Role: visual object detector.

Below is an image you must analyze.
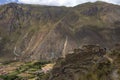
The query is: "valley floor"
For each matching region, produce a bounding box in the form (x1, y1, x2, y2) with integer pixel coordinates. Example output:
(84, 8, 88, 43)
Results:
(0, 61, 53, 80)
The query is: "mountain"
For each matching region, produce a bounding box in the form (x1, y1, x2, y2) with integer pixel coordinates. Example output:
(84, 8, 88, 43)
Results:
(0, 2, 120, 62)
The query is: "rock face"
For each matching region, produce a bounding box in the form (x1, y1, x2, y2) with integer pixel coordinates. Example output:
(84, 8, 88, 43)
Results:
(0, 2, 120, 62)
(47, 45, 120, 80)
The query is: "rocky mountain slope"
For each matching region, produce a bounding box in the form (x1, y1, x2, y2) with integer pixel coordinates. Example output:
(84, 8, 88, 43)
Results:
(0, 1, 120, 62)
(47, 45, 120, 80)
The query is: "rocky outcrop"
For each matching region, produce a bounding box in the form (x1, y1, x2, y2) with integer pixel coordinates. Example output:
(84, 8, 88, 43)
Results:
(47, 45, 120, 80)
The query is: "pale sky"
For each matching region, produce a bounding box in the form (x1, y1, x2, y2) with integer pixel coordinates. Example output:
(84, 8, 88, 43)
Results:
(1, 0, 120, 7)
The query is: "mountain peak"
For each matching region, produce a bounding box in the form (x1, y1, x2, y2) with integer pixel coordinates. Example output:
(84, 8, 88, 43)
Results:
(2, 2, 18, 6)
(95, 1, 110, 4)
(75, 1, 118, 8)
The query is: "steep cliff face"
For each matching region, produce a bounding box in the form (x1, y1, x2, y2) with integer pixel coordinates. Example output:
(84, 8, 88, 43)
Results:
(0, 2, 120, 62)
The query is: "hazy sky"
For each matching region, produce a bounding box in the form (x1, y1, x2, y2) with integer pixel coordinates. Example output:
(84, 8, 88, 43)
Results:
(0, 0, 120, 6)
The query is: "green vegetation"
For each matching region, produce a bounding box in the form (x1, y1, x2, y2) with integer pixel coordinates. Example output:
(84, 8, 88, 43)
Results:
(0, 61, 51, 80)
(0, 74, 22, 80)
